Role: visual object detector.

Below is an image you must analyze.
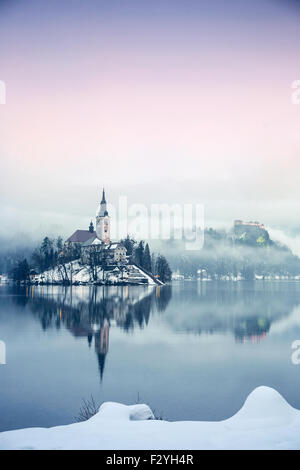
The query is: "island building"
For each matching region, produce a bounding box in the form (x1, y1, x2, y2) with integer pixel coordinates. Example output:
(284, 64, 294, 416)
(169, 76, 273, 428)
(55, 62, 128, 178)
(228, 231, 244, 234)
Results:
(60, 188, 163, 285)
(65, 189, 127, 266)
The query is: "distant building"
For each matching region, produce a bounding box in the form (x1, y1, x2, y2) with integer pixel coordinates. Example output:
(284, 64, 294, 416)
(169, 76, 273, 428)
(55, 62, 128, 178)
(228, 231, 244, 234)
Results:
(233, 219, 269, 245)
(234, 220, 265, 230)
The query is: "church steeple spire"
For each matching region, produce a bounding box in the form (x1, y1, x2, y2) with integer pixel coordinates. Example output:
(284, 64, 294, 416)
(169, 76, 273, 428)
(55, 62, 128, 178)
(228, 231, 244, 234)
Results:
(101, 188, 106, 204)
(96, 188, 110, 244)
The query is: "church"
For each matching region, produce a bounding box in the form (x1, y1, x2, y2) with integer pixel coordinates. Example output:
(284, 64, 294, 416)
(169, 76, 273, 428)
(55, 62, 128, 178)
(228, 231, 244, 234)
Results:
(65, 189, 127, 266)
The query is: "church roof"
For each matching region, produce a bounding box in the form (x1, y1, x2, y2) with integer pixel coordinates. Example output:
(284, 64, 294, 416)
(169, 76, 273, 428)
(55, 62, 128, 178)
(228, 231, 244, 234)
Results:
(66, 230, 96, 244)
(81, 235, 102, 247)
(103, 242, 124, 250)
(81, 239, 126, 250)
(109, 242, 124, 249)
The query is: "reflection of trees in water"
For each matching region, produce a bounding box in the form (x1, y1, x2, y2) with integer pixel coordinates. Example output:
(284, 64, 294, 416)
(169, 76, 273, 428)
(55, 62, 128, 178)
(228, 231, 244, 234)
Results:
(155, 286, 172, 312)
(166, 281, 300, 342)
(9, 285, 172, 383)
(25, 286, 169, 330)
(234, 317, 271, 342)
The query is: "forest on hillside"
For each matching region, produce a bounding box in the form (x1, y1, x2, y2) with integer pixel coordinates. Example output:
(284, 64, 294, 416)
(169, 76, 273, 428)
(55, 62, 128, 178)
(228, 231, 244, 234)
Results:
(159, 226, 300, 279)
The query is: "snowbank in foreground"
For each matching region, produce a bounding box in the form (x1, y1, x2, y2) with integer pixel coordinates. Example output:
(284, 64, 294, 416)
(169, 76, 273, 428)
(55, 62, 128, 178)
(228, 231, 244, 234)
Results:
(1, 387, 300, 450)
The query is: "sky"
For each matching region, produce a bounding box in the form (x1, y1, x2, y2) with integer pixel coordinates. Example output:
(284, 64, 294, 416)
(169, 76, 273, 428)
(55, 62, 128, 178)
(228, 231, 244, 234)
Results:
(0, 0, 300, 251)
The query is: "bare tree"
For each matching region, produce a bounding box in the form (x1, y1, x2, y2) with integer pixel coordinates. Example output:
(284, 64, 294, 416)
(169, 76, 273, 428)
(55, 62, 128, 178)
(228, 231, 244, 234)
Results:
(74, 395, 99, 422)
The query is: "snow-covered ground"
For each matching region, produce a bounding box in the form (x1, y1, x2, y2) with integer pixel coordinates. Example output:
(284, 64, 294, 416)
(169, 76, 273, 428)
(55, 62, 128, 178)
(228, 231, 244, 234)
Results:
(33, 261, 158, 286)
(1, 387, 300, 450)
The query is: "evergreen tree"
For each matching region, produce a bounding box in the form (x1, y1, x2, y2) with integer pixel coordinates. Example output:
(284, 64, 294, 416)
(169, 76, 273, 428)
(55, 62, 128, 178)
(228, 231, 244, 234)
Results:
(120, 235, 136, 257)
(31, 247, 44, 273)
(89, 221, 94, 233)
(41, 237, 52, 256)
(40, 237, 54, 270)
(56, 236, 63, 251)
(151, 253, 156, 274)
(134, 240, 144, 266)
(143, 243, 152, 272)
(155, 255, 172, 283)
(12, 259, 30, 283)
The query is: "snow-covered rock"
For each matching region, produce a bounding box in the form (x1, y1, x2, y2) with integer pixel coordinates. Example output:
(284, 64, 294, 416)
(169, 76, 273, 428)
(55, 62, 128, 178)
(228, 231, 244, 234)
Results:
(1, 387, 300, 450)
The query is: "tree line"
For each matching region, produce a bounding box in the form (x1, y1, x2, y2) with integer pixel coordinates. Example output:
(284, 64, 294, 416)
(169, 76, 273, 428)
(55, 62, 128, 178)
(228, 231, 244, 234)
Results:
(6, 234, 172, 284)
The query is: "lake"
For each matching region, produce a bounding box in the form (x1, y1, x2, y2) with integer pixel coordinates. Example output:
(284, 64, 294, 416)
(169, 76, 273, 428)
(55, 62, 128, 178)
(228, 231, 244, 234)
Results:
(1, 280, 300, 432)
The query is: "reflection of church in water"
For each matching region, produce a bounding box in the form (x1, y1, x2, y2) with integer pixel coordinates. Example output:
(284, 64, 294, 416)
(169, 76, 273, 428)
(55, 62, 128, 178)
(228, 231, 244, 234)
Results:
(27, 284, 172, 383)
(94, 320, 109, 381)
(68, 317, 110, 382)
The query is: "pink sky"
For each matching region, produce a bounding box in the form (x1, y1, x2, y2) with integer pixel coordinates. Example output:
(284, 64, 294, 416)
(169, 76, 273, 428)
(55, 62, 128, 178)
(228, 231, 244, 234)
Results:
(0, 0, 300, 242)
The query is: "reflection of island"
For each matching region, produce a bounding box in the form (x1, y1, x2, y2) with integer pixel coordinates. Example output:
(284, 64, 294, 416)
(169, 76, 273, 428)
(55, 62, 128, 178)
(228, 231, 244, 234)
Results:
(14, 285, 172, 382)
(7, 280, 300, 380)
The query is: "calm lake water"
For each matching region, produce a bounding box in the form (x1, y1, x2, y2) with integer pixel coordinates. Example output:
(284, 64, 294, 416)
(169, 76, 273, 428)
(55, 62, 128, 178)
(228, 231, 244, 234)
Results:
(1, 280, 300, 431)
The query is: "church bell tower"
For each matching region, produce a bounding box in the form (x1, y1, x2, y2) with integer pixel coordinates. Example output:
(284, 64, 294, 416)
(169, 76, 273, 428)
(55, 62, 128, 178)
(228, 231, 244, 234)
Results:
(96, 188, 110, 244)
